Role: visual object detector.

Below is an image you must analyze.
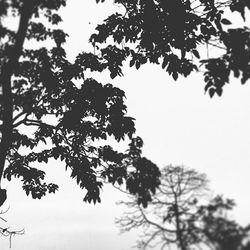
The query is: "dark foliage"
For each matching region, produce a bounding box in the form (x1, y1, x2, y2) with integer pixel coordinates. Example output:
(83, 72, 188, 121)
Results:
(0, 189, 7, 207)
(1, 0, 249, 207)
(0, 0, 161, 206)
(91, 0, 250, 97)
(197, 196, 250, 250)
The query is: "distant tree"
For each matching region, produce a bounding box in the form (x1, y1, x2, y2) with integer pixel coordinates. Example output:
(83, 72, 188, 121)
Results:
(0, 0, 161, 208)
(197, 196, 250, 250)
(116, 165, 250, 250)
(91, 0, 250, 97)
(116, 165, 210, 250)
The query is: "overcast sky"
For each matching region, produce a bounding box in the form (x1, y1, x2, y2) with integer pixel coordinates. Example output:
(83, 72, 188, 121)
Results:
(2, 1, 250, 249)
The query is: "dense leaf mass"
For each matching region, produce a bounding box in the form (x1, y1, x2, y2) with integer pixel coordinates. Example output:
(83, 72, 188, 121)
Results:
(0, 0, 161, 205)
(91, 0, 250, 97)
(1, 0, 249, 206)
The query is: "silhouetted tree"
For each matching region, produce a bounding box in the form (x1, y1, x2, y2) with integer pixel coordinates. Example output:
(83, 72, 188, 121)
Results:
(116, 165, 210, 250)
(0, 0, 161, 208)
(117, 165, 250, 250)
(1, 0, 249, 208)
(197, 196, 250, 250)
(92, 0, 250, 97)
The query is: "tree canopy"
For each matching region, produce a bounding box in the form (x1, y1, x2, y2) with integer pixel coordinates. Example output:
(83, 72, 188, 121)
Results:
(0, 0, 249, 208)
(1, 0, 250, 247)
(197, 195, 250, 250)
(0, 0, 161, 208)
(91, 0, 250, 97)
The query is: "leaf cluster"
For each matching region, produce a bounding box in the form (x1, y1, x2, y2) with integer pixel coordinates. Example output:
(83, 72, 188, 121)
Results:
(0, 0, 161, 206)
(92, 0, 250, 96)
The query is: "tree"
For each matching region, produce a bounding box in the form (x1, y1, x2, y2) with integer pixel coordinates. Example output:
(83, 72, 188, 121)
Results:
(1, 0, 249, 208)
(116, 165, 210, 250)
(91, 0, 250, 97)
(116, 165, 250, 250)
(0, 0, 161, 209)
(196, 195, 250, 250)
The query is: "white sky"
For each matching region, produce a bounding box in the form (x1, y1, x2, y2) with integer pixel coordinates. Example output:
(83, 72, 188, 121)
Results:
(2, 1, 250, 249)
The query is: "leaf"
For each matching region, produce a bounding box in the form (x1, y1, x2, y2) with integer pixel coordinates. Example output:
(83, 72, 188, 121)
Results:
(216, 88, 223, 97)
(135, 61, 140, 70)
(192, 50, 200, 59)
(110, 71, 116, 79)
(209, 88, 216, 98)
(129, 59, 135, 67)
(162, 56, 168, 69)
(204, 81, 213, 93)
(172, 72, 178, 81)
(221, 18, 232, 25)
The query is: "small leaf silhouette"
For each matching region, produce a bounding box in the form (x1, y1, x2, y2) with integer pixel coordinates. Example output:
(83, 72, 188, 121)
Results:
(221, 18, 232, 25)
(192, 50, 200, 59)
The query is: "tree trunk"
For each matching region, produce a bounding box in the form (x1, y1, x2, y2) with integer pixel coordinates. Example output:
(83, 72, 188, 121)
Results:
(174, 194, 187, 250)
(0, 1, 34, 187)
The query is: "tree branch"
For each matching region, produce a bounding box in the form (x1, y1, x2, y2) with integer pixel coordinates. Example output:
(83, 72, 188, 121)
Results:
(138, 206, 176, 234)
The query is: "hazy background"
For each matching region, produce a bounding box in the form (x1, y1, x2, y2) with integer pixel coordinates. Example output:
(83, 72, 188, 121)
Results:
(2, 1, 250, 249)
